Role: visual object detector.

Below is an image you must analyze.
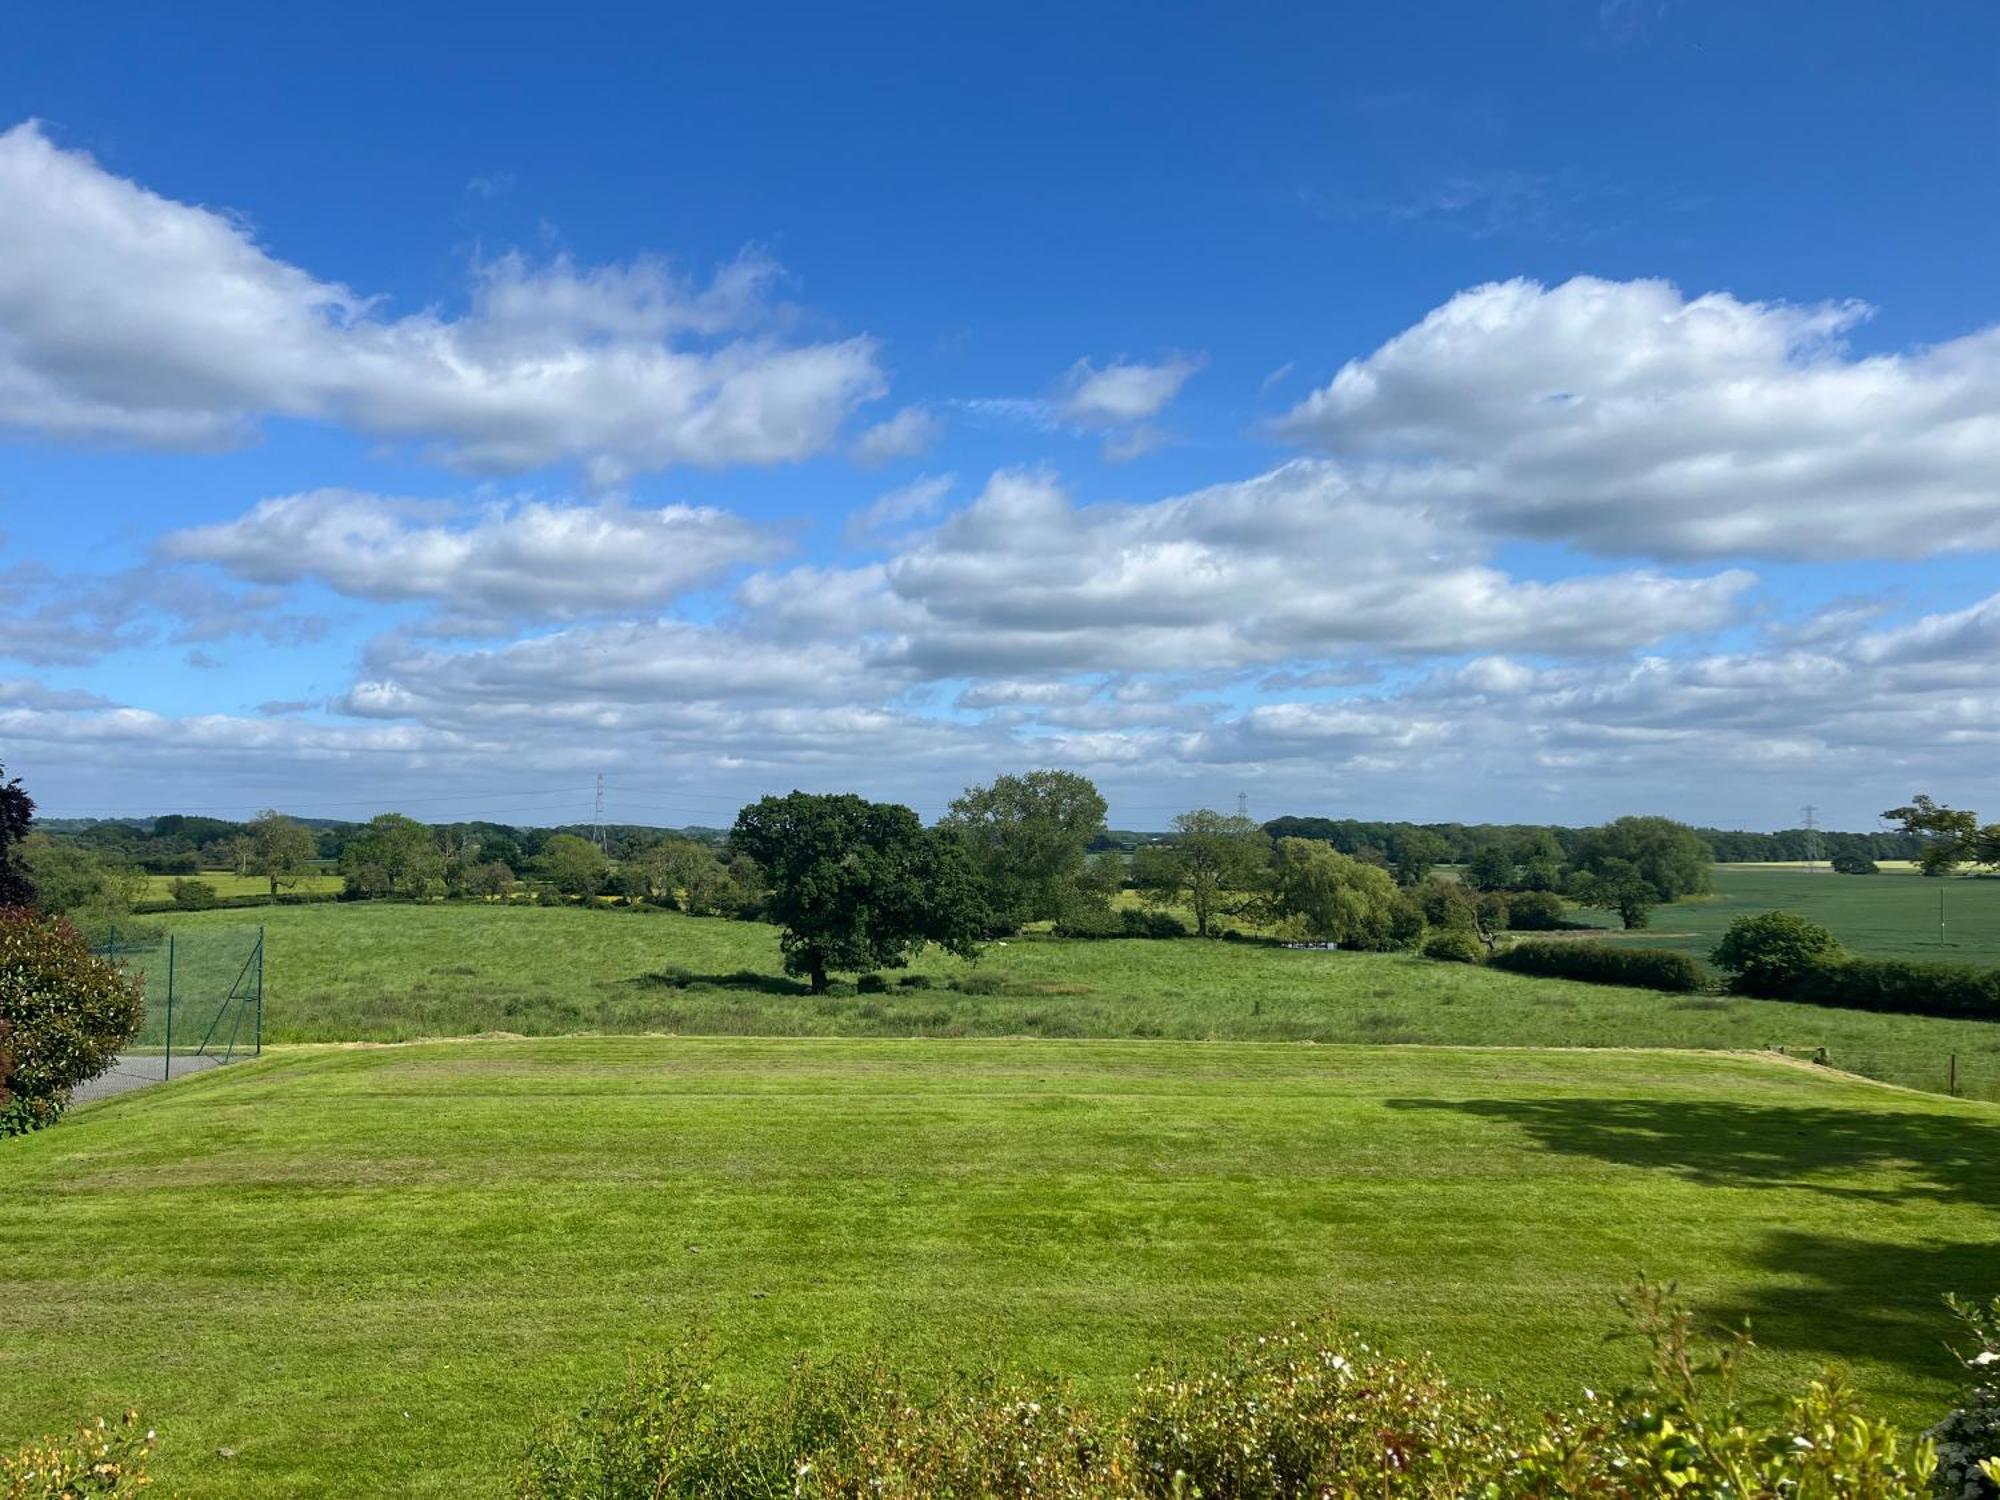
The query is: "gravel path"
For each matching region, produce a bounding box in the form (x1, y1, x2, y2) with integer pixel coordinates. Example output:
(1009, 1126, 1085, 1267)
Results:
(73, 1052, 229, 1105)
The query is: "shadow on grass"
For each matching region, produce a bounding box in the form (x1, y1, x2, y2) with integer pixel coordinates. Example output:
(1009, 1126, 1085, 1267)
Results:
(1390, 1096, 2000, 1380)
(1702, 1229, 1991, 1381)
(636, 967, 810, 997)
(1385, 1096, 2000, 1210)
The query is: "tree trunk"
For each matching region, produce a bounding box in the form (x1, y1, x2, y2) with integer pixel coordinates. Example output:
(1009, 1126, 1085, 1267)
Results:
(810, 962, 828, 994)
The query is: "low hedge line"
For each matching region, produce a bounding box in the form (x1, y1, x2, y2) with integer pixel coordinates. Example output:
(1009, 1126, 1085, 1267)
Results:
(1491, 939, 1704, 992)
(131, 890, 341, 915)
(1053, 908, 1191, 940)
(1710, 911, 2000, 1020)
(1783, 953, 2000, 1021)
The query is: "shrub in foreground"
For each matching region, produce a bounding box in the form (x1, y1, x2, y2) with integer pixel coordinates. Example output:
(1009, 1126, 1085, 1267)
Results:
(1491, 938, 1704, 992)
(1930, 1293, 2000, 1500)
(1, 1410, 154, 1497)
(0, 908, 144, 1135)
(519, 1288, 1946, 1498)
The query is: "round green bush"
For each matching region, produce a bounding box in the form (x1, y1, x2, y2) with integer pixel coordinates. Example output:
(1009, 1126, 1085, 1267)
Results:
(1053, 905, 1123, 939)
(1506, 890, 1568, 931)
(169, 877, 220, 910)
(1711, 910, 1844, 997)
(1422, 928, 1486, 964)
(0, 907, 144, 1135)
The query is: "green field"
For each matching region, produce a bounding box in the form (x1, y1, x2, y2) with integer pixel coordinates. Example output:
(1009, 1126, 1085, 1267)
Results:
(143, 899, 2000, 1099)
(1574, 864, 2000, 967)
(138, 870, 344, 902)
(4, 1037, 1992, 1495)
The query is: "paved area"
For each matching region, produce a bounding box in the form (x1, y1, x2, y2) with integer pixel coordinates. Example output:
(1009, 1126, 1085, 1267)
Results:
(73, 1051, 229, 1105)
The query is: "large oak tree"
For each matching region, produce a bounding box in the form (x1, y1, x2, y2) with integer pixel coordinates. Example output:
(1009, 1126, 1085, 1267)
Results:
(730, 792, 986, 993)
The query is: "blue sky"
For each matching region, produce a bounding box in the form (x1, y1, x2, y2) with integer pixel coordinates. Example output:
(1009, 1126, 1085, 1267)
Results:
(1, 1, 1996, 830)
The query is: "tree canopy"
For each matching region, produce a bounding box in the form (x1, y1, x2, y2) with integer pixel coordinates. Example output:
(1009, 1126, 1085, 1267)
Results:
(730, 792, 986, 992)
(1268, 839, 1420, 949)
(1133, 810, 1268, 938)
(939, 770, 1109, 932)
(250, 810, 318, 896)
(541, 834, 610, 898)
(1570, 816, 1712, 902)
(1390, 828, 1448, 887)
(0, 763, 34, 908)
(1882, 795, 2000, 876)
(1566, 858, 1658, 930)
(341, 814, 445, 899)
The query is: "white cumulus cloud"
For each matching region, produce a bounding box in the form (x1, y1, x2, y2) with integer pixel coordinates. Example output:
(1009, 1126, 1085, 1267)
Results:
(1274, 275, 2000, 560)
(162, 491, 784, 634)
(852, 405, 942, 465)
(0, 121, 886, 478)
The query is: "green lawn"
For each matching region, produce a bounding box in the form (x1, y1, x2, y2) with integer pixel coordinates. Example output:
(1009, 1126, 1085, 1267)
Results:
(4, 1037, 1992, 1495)
(141, 901, 2000, 1099)
(1574, 864, 2000, 967)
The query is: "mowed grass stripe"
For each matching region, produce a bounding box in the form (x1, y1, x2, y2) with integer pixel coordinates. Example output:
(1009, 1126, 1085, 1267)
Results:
(3, 1036, 1994, 1496)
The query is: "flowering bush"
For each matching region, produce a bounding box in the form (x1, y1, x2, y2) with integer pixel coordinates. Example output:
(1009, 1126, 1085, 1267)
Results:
(519, 1288, 1945, 1498)
(0, 1410, 154, 1497)
(0, 907, 145, 1136)
(1931, 1295, 2000, 1500)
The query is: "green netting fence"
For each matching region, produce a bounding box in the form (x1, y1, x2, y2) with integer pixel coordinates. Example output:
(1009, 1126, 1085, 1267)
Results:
(96, 924, 264, 1079)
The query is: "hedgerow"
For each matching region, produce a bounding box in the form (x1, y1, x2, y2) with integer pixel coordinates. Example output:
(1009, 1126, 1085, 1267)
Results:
(1785, 955, 2000, 1021)
(1490, 938, 1704, 992)
(1053, 909, 1190, 940)
(1710, 912, 2000, 1019)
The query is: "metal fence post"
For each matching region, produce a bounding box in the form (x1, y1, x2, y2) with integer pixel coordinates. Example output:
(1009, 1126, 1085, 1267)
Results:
(163, 934, 176, 1082)
(255, 925, 265, 1057)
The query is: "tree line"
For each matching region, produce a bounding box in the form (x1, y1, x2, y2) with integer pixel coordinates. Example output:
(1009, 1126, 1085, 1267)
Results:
(1260, 816, 1929, 869)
